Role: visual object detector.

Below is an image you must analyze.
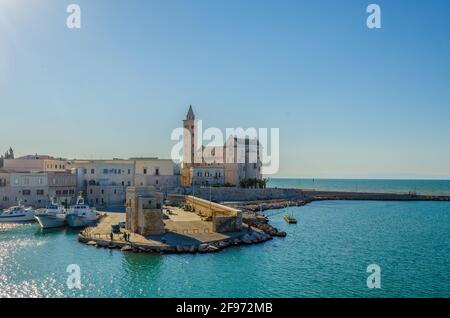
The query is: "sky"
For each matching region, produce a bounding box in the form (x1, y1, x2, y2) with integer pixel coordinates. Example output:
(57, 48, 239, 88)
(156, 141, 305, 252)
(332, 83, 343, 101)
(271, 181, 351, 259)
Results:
(1, 0, 450, 179)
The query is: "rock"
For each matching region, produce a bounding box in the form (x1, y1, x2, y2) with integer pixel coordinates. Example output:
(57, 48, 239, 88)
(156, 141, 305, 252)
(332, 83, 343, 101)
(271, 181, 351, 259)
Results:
(121, 245, 132, 252)
(241, 234, 252, 244)
(198, 244, 209, 253)
(207, 245, 220, 252)
(189, 245, 198, 253)
(176, 245, 184, 253)
(164, 246, 177, 253)
(86, 241, 97, 246)
(277, 231, 287, 237)
(97, 241, 109, 248)
(233, 238, 241, 245)
(218, 241, 230, 248)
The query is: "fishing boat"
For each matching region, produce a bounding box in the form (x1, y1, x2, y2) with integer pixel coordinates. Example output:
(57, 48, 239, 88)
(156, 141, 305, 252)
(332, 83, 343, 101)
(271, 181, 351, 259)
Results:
(34, 199, 66, 229)
(66, 195, 98, 228)
(0, 201, 36, 223)
(283, 214, 297, 224)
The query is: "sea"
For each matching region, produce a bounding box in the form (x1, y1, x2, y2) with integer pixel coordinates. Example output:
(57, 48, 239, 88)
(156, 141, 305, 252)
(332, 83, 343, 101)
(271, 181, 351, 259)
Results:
(0, 179, 449, 298)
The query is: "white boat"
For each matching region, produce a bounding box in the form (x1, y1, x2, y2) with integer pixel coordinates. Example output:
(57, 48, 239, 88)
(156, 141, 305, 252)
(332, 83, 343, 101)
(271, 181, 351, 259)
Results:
(0, 202, 36, 223)
(34, 200, 66, 229)
(66, 195, 98, 228)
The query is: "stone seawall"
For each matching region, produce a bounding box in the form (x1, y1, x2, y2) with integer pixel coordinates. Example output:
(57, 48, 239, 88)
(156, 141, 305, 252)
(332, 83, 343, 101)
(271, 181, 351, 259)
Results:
(190, 187, 305, 202)
(188, 187, 450, 203)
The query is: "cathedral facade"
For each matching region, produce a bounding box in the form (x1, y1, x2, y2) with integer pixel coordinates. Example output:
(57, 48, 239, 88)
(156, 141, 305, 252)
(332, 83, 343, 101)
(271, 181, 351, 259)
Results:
(180, 106, 262, 187)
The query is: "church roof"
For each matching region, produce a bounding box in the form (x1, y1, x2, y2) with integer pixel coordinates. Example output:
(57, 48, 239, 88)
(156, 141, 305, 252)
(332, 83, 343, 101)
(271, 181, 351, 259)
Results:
(186, 105, 195, 120)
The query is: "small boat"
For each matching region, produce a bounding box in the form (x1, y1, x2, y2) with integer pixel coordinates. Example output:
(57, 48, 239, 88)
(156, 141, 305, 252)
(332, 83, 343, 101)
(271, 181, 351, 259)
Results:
(66, 195, 98, 228)
(0, 202, 36, 223)
(35, 199, 66, 229)
(283, 214, 297, 224)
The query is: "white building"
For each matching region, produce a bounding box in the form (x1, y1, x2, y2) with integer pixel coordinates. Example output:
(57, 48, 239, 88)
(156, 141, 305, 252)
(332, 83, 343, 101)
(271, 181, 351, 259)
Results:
(3, 155, 69, 173)
(69, 158, 177, 209)
(0, 169, 77, 208)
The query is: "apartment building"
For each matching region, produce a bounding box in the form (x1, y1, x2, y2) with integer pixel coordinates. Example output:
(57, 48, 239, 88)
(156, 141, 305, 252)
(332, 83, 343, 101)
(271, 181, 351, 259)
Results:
(0, 169, 77, 208)
(69, 158, 177, 209)
(3, 155, 69, 172)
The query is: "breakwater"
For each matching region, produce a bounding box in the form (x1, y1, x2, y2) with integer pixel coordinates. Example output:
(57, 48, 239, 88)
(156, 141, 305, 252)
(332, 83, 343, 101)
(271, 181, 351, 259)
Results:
(189, 187, 450, 205)
(220, 189, 450, 215)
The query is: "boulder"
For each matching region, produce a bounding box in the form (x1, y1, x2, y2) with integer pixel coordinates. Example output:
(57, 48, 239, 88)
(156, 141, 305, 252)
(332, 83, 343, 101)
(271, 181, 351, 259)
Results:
(121, 245, 132, 252)
(241, 234, 253, 244)
(218, 240, 230, 248)
(233, 238, 241, 245)
(207, 245, 220, 252)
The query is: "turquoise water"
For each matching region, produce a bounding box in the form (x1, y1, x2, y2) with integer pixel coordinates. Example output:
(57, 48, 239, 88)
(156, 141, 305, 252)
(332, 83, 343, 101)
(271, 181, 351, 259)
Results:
(1, 200, 450, 298)
(268, 178, 450, 195)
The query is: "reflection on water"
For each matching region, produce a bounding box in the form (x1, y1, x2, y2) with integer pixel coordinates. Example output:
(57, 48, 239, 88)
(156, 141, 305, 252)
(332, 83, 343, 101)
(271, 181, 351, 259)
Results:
(1, 201, 450, 297)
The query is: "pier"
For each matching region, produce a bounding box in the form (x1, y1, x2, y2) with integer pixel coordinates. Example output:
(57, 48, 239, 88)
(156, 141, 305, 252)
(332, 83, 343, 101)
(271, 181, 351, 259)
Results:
(79, 207, 273, 254)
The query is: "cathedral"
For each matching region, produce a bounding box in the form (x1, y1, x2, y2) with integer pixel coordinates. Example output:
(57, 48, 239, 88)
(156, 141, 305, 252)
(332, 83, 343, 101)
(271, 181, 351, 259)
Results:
(180, 105, 262, 187)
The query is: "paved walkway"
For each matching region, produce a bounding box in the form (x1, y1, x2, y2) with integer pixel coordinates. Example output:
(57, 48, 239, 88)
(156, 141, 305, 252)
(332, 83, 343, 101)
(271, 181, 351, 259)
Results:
(82, 209, 246, 248)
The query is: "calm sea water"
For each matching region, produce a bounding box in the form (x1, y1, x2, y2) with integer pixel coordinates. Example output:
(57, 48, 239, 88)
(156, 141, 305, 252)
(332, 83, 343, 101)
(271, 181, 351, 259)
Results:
(268, 178, 450, 195)
(1, 200, 449, 298)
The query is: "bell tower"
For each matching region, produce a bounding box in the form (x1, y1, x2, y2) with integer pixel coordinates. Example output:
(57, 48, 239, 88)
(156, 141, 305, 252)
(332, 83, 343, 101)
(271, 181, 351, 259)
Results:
(183, 105, 196, 166)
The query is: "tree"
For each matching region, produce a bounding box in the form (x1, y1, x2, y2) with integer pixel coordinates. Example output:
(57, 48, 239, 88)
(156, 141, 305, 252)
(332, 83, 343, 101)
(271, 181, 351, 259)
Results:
(4, 147, 14, 159)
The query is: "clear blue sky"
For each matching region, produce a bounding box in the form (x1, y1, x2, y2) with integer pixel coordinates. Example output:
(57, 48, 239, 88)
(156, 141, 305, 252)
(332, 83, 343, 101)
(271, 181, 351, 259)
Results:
(1, 0, 450, 179)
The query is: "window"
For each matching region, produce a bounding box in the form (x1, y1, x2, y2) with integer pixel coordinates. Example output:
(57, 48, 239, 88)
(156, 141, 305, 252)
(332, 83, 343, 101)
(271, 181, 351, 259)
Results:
(155, 168, 160, 176)
(114, 189, 117, 195)
(23, 190, 31, 196)
(128, 169, 131, 174)
(156, 180, 159, 185)
(84, 169, 87, 174)
(90, 189, 93, 194)
(91, 169, 95, 174)
(63, 190, 68, 195)
(121, 181, 125, 186)
(143, 168, 147, 175)
(103, 169, 108, 174)
(101, 189, 104, 194)
(127, 181, 131, 186)
(36, 189, 44, 195)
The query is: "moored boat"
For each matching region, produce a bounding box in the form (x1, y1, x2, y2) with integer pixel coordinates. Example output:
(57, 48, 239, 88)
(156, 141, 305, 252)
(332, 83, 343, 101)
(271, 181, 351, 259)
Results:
(66, 195, 98, 228)
(34, 200, 66, 229)
(0, 202, 36, 223)
(283, 214, 297, 224)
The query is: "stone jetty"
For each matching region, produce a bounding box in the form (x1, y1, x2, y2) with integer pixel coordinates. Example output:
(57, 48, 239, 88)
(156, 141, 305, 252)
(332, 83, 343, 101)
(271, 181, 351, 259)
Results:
(78, 211, 274, 255)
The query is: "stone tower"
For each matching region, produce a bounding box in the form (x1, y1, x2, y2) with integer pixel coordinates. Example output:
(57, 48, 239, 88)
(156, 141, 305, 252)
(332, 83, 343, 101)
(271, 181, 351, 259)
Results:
(183, 105, 196, 166)
(181, 105, 197, 186)
(125, 186, 165, 236)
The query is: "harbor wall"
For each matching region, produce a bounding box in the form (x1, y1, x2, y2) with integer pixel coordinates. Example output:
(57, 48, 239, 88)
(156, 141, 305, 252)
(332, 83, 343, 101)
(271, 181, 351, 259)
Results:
(184, 187, 450, 203)
(189, 188, 305, 202)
